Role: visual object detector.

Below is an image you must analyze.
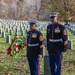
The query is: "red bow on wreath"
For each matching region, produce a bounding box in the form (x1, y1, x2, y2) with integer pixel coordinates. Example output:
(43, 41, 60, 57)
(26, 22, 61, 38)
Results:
(24, 44, 28, 46)
(14, 45, 21, 49)
(7, 46, 12, 55)
(7, 44, 27, 55)
(7, 37, 28, 56)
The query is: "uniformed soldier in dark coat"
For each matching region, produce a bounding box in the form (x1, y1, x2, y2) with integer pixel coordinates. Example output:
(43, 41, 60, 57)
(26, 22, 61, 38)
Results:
(46, 12, 68, 75)
(27, 20, 43, 75)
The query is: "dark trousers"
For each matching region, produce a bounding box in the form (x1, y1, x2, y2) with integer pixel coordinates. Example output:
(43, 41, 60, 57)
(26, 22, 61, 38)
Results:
(27, 57, 40, 75)
(49, 55, 62, 75)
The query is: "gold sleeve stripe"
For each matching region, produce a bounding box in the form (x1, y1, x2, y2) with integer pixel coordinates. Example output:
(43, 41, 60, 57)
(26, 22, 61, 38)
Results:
(39, 35, 43, 41)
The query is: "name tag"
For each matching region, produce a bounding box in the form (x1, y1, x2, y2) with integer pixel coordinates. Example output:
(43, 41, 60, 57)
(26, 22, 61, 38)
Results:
(32, 33, 37, 38)
(54, 26, 61, 33)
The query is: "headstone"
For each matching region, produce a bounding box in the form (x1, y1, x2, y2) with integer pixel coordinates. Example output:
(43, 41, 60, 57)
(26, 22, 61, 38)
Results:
(2, 25, 4, 28)
(21, 31, 24, 36)
(4, 26, 6, 30)
(42, 46, 45, 57)
(22, 27, 24, 30)
(73, 31, 75, 35)
(12, 27, 15, 30)
(22, 22, 26, 25)
(16, 28, 18, 32)
(26, 30, 28, 34)
(6, 36, 11, 43)
(27, 25, 28, 28)
(71, 29, 73, 34)
(44, 56, 51, 75)
(24, 26, 26, 30)
(10, 30, 13, 35)
(6, 28, 9, 32)
(43, 39, 47, 47)
(12, 27, 14, 30)
(2, 32, 5, 38)
(23, 37, 27, 44)
(9, 25, 11, 28)
(67, 40, 73, 50)
(0, 29, 2, 34)
(20, 27, 22, 31)
(15, 32, 18, 37)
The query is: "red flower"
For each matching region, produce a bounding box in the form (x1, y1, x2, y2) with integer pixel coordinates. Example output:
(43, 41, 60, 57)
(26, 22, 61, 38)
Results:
(7, 46, 12, 55)
(24, 44, 27, 46)
(14, 45, 21, 49)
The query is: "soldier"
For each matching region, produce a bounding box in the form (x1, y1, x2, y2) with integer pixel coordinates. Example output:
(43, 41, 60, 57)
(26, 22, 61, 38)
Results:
(46, 12, 68, 75)
(27, 20, 43, 75)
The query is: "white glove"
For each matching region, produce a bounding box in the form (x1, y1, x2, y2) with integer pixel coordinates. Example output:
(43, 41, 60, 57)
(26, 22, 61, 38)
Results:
(38, 54, 42, 58)
(62, 52, 65, 55)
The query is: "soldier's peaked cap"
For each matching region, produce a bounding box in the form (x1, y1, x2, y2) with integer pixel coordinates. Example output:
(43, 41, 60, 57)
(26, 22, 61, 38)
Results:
(50, 12, 59, 19)
(28, 20, 37, 25)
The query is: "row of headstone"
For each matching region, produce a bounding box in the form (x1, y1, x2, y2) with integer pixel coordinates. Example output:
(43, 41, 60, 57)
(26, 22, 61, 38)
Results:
(0, 20, 29, 31)
(6, 28, 9, 32)
(0, 19, 28, 26)
(6, 36, 27, 44)
(0, 29, 26, 38)
(0, 29, 6, 38)
(65, 25, 75, 35)
(38, 24, 47, 32)
(0, 19, 49, 33)
(1, 25, 27, 31)
(69, 24, 75, 29)
(15, 31, 25, 36)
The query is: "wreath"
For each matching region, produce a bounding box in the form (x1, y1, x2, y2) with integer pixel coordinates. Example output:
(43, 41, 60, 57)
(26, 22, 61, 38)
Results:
(7, 37, 27, 56)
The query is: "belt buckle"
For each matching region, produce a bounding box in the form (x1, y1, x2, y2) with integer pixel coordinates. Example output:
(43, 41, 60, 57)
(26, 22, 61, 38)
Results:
(52, 39, 54, 42)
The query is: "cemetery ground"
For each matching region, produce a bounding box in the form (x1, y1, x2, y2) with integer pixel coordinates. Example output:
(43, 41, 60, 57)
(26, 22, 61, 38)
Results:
(0, 26, 75, 75)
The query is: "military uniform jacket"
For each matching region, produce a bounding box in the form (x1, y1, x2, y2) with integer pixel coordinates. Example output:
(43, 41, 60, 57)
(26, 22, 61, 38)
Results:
(27, 29, 43, 58)
(47, 23, 68, 55)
